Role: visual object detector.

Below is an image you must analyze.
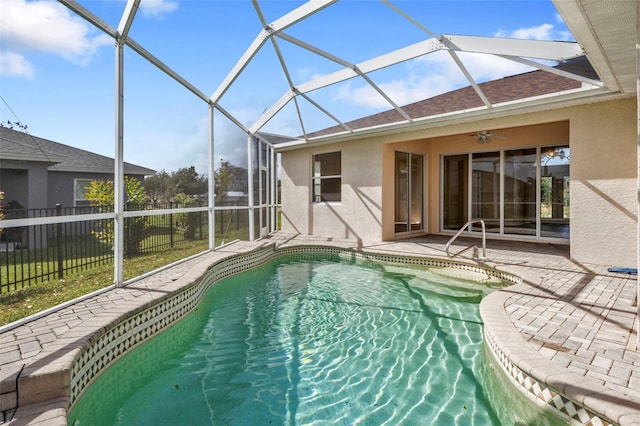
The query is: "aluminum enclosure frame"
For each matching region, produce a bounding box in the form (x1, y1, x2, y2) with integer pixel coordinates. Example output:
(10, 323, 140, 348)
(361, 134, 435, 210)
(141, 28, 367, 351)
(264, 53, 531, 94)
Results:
(0, 0, 624, 288)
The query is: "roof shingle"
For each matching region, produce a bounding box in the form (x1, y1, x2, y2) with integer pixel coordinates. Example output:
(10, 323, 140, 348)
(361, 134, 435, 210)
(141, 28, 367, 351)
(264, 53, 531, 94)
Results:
(0, 127, 155, 175)
(307, 57, 592, 138)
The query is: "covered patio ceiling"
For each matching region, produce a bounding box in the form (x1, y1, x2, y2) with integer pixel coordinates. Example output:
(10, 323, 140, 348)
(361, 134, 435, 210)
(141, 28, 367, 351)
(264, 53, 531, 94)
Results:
(58, 0, 637, 149)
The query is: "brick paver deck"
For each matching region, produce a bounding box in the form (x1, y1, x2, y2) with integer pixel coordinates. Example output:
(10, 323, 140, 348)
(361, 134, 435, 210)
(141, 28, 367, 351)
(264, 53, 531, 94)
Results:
(1, 234, 638, 425)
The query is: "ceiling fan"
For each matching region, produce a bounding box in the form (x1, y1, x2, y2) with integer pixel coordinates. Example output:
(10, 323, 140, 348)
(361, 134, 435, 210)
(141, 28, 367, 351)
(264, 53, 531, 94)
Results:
(470, 131, 506, 144)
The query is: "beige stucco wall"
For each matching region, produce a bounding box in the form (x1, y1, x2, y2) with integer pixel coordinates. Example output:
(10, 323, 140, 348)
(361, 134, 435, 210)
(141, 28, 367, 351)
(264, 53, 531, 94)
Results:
(280, 138, 384, 244)
(568, 97, 637, 266)
(279, 96, 637, 266)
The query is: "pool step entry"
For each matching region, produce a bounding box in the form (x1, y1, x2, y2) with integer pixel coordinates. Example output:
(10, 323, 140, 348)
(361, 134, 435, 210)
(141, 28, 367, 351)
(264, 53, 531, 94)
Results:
(445, 220, 487, 260)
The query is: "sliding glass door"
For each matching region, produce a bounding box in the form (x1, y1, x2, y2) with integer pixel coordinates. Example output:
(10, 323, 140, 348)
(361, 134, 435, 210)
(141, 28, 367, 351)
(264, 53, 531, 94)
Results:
(443, 154, 468, 231)
(442, 146, 569, 240)
(395, 151, 424, 233)
(540, 146, 570, 238)
(504, 148, 536, 235)
(471, 151, 500, 233)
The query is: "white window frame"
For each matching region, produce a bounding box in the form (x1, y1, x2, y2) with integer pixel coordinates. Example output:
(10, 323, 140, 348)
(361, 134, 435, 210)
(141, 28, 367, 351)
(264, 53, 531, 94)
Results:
(74, 178, 93, 207)
(311, 151, 341, 203)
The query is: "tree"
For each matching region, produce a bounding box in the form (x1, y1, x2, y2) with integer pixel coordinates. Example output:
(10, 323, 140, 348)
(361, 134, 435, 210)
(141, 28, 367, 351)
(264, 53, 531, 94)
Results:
(85, 180, 114, 208)
(214, 160, 232, 205)
(86, 177, 149, 255)
(173, 193, 199, 240)
(172, 166, 207, 197)
(144, 166, 208, 204)
(145, 170, 173, 204)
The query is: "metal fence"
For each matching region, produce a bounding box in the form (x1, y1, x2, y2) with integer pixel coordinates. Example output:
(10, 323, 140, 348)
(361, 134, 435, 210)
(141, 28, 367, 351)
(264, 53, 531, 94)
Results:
(0, 203, 211, 294)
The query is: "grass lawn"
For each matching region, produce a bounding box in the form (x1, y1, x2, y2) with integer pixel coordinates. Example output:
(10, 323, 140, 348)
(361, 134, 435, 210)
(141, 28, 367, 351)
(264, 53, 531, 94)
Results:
(0, 239, 210, 327)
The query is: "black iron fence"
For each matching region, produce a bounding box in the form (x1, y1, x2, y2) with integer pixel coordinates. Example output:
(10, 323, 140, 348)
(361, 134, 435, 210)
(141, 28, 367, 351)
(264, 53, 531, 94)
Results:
(0, 203, 214, 294)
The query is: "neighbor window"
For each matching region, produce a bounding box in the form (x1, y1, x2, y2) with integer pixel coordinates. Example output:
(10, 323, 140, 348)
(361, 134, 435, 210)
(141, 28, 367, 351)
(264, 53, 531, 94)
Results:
(312, 151, 341, 202)
(74, 179, 92, 207)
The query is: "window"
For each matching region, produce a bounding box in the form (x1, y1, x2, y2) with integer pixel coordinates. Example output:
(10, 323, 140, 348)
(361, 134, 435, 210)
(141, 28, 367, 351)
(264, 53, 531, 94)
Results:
(74, 179, 92, 207)
(312, 151, 341, 202)
(395, 151, 424, 233)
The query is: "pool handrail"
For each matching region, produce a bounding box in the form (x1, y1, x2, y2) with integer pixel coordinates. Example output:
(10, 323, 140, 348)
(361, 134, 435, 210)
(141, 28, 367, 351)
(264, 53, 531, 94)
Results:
(445, 219, 487, 260)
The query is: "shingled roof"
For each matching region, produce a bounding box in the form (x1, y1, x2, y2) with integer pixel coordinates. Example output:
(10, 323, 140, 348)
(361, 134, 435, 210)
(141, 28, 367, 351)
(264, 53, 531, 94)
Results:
(306, 56, 596, 138)
(0, 127, 155, 175)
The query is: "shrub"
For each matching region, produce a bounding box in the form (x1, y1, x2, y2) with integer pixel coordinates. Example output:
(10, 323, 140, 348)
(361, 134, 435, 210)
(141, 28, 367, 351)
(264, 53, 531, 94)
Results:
(173, 193, 198, 240)
(86, 177, 149, 256)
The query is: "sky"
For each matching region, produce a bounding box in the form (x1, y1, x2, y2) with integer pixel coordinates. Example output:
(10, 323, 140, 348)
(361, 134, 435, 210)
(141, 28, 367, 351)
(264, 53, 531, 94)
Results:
(0, 0, 575, 175)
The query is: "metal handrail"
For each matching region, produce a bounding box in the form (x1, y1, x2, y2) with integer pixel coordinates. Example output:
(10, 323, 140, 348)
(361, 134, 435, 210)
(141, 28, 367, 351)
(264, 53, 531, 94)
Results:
(445, 219, 487, 259)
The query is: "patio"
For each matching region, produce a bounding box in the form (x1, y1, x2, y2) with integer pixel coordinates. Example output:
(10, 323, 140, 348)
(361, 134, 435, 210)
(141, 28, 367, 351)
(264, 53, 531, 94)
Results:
(0, 233, 638, 425)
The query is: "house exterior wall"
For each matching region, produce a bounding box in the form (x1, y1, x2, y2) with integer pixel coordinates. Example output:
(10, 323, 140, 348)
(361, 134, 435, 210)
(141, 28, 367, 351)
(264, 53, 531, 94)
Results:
(0, 160, 48, 210)
(0, 167, 29, 209)
(417, 121, 571, 236)
(567, 98, 637, 266)
(279, 96, 637, 266)
(280, 138, 383, 244)
(48, 172, 148, 209)
(47, 171, 116, 208)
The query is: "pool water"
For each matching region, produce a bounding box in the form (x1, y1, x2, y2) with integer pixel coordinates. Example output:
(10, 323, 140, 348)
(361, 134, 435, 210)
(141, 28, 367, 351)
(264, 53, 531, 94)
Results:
(68, 255, 553, 425)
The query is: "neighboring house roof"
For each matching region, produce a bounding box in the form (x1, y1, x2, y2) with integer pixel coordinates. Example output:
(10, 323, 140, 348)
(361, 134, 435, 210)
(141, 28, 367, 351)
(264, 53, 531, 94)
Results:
(305, 56, 596, 139)
(0, 127, 155, 175)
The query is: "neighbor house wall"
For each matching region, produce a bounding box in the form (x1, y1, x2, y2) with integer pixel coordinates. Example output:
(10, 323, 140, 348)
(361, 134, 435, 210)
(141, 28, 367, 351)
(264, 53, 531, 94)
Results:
(47, 172, 147, 209)
(0, 160, 48, 210)
(48, 171, 115, 208)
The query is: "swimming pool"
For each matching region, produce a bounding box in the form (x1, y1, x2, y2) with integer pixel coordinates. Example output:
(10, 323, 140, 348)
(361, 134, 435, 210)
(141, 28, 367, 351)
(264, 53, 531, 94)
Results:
(68, 253, 564, 425)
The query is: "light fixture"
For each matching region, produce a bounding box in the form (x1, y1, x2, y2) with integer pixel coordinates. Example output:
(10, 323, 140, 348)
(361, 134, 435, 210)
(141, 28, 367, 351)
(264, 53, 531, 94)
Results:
(471, 131, 504, 144)
(476, 131, 491, 144)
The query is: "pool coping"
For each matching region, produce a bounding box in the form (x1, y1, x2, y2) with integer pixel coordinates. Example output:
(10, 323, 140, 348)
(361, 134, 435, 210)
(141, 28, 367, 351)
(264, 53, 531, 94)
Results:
(482, 285, 640, 425)
(2, 237, 639, 425)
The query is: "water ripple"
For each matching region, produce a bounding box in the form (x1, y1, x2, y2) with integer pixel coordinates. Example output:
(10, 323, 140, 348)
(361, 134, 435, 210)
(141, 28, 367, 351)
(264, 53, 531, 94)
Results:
(70, 256, 514, 425)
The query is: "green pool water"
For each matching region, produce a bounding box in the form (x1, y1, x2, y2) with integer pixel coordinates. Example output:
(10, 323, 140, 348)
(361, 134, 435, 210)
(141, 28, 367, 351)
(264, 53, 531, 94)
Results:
(68, 255, 563, 425)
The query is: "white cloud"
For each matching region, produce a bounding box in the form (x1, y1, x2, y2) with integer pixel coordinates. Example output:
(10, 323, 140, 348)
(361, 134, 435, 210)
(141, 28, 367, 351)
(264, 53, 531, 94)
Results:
(135, 113, 251, 174)
(454, 51, 532, 81)
(495, 23, 555, 40)
(293, 67, 327, 86)
(329, 22, 568, 110)
(333, 50, 532, 109)
(0, 51, 35, 78)
(139, 0, 179, 18)
(333, 51, 453, 108)
(495, 22, 572, 42)
(0, 0, 112, 73)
